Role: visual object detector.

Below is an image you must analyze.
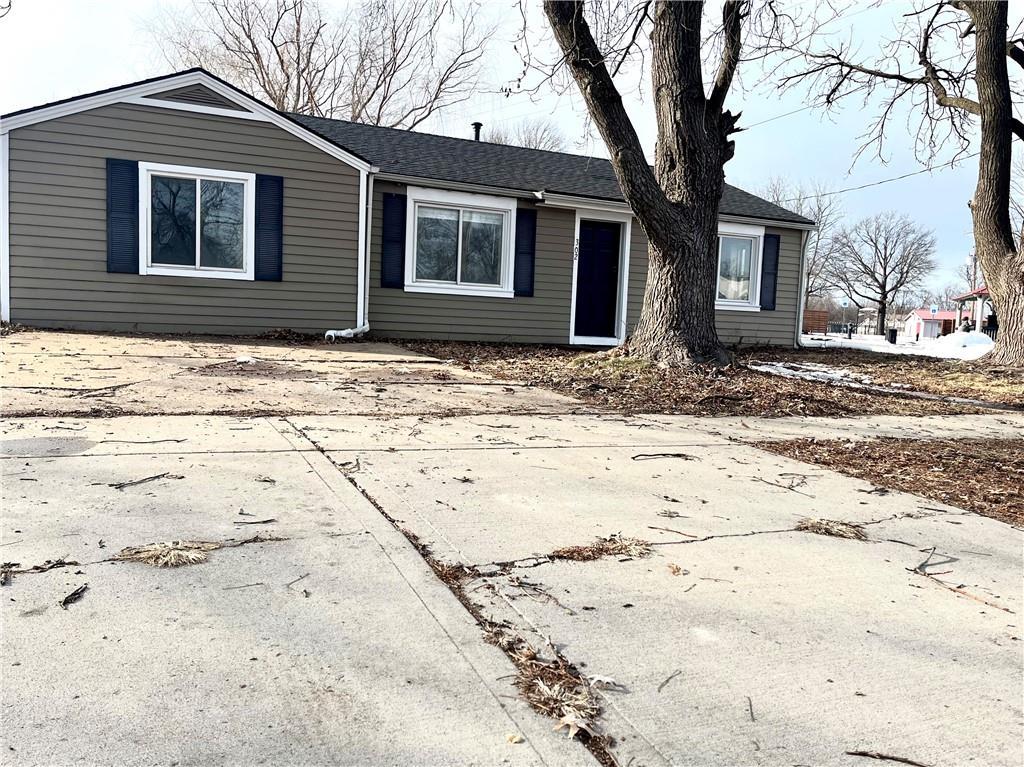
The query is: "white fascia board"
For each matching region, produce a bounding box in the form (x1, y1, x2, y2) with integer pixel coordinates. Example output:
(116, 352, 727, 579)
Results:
(719, 213, 817, 231)
(0, 71, 373, 174)
(121, 96, 271, 122)
(540, 192, 631, 214)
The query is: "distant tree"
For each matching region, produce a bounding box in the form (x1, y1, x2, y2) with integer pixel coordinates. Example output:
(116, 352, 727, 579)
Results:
(918, 283, 970, 311)
(156, 0, 489, 128)
(760, 178, 842, 302)
(485, 119, 568, 151)
(829, 212, 936, 334)
(780, 0, 1024, 364)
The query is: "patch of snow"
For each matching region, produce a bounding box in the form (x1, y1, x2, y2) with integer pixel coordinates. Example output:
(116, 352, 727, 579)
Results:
(800, 332, 993, 361)
(235, 355, 258, 364)
(932, 331, 995, 361)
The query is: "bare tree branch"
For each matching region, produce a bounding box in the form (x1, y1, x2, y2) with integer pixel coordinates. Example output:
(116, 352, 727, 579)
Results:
(485, 118, 568, 151)
(155, 0, 491, 128)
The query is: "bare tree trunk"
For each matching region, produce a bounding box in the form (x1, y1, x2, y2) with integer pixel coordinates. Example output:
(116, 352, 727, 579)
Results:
(876, 301, 887, 336)
(962, 1, 1024, 366)
(545, 1, 733, 366)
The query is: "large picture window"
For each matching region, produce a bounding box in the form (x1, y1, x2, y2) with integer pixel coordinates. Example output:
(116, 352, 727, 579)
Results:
(716, 225, 764, 310)
(139, 163, 256, 280)
(405, 187, 516, 298)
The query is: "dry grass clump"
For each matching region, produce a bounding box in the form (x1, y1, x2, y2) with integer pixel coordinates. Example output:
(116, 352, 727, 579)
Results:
(401, 340, 990, 417)
(114, 540, 222, 567)
(484, 624, 602, 740)
(550, 533, 653, 562)
(795, 518, 867, 540)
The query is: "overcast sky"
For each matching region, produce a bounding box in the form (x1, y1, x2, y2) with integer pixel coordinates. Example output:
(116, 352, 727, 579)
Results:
(2, 0, 1014, 294)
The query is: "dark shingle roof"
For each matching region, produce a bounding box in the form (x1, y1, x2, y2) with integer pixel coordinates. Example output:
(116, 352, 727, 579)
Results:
(292, 114, 814, 226)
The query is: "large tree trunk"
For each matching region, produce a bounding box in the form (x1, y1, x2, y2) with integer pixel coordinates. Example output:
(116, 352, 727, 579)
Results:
(965, 1, 1024, 366)
(876, 298, 887, 335)
(627, 3, 732, 365)
(545, 1, 735, 366)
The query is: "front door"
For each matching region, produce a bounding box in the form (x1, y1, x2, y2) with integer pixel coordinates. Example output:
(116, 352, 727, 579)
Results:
(574, 219, 621, 340)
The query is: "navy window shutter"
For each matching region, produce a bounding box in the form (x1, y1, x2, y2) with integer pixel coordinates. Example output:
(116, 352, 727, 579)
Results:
(255, 175, 284, 281)
(759, 233, 780, 311)
(106, 159, 139, 274)
(380, 193, 407, 288)
(514, 208, 537, 297)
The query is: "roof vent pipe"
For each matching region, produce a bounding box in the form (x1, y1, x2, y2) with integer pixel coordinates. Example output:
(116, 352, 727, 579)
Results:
(472, 121, 482, 141)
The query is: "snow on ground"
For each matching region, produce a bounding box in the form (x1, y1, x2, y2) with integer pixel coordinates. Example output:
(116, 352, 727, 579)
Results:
(800, 331, 994, 361)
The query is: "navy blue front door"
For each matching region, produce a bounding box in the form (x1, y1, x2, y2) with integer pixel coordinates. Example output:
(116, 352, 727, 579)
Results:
(574, 220, 621, 338)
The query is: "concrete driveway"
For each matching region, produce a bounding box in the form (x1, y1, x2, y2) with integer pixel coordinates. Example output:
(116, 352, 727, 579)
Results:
(2, 331, 1022, 766)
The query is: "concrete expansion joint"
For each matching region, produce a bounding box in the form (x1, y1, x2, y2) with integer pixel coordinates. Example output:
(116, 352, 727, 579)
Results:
(278, 416, 662, 766)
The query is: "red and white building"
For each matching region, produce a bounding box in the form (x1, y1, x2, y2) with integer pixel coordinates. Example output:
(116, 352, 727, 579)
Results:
(902, 308, 971, 340)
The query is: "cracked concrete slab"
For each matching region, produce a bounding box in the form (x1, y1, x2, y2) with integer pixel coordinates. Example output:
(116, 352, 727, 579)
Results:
(640, 412, 1024, 443)
(336, 412, 1023, 767)
(4, 330, 1022, 766)
(1, 416, 591, 766)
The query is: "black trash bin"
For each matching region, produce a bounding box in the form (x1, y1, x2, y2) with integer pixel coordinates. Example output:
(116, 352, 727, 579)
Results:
(887, 328, 898, 344)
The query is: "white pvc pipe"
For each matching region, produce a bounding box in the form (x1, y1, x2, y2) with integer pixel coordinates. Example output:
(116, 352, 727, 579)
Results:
(324, 323, 370, 343)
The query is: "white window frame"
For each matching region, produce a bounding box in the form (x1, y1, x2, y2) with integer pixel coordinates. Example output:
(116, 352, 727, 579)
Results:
(404, 186, 517, 299)
(716, 221, 764, 312)
(138, 161, 256, 281)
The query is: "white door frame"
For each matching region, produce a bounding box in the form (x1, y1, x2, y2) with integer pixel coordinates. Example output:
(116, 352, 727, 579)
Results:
(569, 208, 632, 346)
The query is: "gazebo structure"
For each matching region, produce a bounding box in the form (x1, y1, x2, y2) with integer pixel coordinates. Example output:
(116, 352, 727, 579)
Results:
(952, 286, 997, 338)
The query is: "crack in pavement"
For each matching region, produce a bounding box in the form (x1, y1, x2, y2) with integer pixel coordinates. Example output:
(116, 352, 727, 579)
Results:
(280, 416, 652, 766)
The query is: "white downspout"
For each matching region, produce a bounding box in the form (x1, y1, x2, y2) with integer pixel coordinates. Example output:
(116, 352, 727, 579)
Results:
(1, 131, 10, 323)
(325, 167, 375, 342)
(793, 226, 813, 348)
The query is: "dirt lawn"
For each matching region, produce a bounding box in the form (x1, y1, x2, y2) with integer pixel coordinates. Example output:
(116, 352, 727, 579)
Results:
(404, 340, 1021, 417)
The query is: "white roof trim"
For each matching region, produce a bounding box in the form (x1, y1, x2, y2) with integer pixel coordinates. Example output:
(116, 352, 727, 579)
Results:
(0, 70, 373, 173)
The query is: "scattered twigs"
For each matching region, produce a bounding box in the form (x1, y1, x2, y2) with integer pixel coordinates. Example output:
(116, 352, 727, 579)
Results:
(99, 438, 186, 445)
(630, 452, 695, 461)
(657, 670, 681, 693)
(647, 525, 698, 538)
(845, 750, 932, 767)
(233, 518, 277, 526)
(746, 695, 756, 722)
(2, 557, 79, 585)
(753, 476, 815, 497)
(108, 472, 183, 491)
(908, 569, 1014, 614)
(59, 584, 88, 609)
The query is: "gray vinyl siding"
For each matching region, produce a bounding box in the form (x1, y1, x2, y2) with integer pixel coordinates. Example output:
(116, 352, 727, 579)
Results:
(7, 102, 361, 335)
(368, 181, 577, 343)
(714, 226, 802, 346)
(146, 85, 247, 111)
(368, 181, 802, 346)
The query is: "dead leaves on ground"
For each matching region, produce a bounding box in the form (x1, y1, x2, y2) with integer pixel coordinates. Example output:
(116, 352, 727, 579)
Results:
(796, 518, 868, 540)
(760, 438, 1024, 527)
(550, 533, 652, 562)
(402, 340, 992, 417)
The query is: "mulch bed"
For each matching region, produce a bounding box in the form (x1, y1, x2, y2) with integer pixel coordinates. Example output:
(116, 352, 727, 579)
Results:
(756, 437, 1024, 527)
(745, 347, 1024, 407)
(402, 341, 994, 418)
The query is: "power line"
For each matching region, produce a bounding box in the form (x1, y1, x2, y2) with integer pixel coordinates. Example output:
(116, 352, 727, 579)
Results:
(779, 152, 979, 202)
